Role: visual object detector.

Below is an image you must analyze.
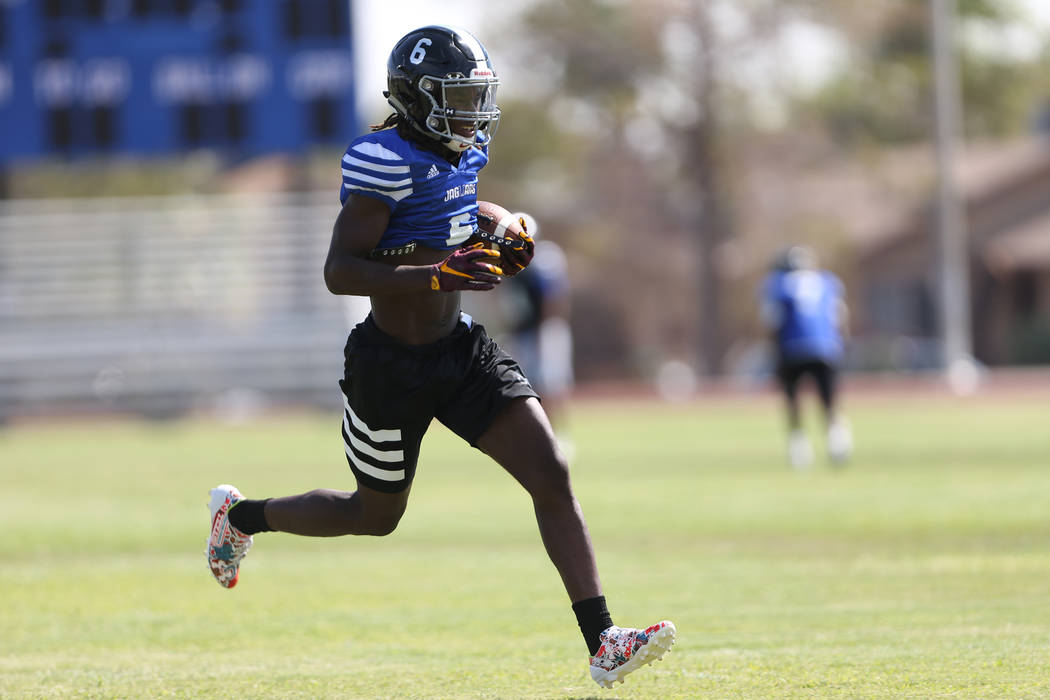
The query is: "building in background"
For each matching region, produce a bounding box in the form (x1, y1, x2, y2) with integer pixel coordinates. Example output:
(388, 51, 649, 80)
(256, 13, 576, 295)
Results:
(856, 138, 1050, 369)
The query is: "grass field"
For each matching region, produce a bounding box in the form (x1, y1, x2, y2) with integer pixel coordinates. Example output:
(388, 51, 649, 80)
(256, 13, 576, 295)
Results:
(2, 391, 1049, 699)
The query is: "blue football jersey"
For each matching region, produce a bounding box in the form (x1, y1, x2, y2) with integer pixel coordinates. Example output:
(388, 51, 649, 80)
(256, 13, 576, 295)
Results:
(760, 269, 845, 362)
(339, 129, 488, 251)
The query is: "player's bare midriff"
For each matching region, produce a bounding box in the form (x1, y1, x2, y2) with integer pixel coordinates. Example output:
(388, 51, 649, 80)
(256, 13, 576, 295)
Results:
(368, 244, 470, 345)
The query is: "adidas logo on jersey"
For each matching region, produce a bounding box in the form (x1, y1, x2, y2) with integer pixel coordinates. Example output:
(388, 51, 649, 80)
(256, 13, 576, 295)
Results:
(426, 164, 440, 180)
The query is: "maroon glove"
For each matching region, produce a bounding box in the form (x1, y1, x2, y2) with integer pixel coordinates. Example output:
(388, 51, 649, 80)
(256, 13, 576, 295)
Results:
(429, 243, 503, 292)
(471, 215, 535, 276)
(499, 219, 535, 276)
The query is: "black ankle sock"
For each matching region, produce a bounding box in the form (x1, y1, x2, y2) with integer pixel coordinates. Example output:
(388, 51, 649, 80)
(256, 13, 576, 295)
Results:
(228, 498, 273, 535)
(572, 595, 614, 656)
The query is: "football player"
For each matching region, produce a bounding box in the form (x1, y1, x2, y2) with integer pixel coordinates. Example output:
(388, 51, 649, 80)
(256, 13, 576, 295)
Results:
(760, 245, 853, 468)
(206, 25, 674, 688)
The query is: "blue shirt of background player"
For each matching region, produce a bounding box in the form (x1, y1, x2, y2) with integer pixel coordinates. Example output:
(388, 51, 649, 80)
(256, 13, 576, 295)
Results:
(513, 241, 569, 333)
(339, 128, 488, 251)
(761, 269, 845, 364)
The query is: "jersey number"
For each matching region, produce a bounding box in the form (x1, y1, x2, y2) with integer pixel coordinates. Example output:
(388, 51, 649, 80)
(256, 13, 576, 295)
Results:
(447, 212, 473, 246)
(410, 38, 432, 65)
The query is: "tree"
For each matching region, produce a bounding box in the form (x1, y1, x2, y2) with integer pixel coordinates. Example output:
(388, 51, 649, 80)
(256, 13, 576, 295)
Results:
(799, 0, 1041, 144)
(486, 0, 1050, 379)
(495, 0, 794, 376)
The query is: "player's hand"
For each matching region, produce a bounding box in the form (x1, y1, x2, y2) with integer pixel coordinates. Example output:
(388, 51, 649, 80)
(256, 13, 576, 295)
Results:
(471, 216, 534, 276)
(498, 216, 535, 276)
(429, 243, 503, 292)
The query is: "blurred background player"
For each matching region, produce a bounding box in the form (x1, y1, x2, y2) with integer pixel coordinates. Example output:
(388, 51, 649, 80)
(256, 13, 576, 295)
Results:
(502, 213, 575, 457)
(760, 245, 853, 468)
(205, 24, 674, 688)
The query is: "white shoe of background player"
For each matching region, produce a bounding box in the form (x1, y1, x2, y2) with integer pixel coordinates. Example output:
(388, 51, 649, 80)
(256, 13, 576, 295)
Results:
(828, 417, 853, 465)
(788, 430, 813, 470)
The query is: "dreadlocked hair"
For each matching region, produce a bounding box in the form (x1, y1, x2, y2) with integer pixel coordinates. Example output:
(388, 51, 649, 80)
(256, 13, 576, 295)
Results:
(370, 113, 400, 131)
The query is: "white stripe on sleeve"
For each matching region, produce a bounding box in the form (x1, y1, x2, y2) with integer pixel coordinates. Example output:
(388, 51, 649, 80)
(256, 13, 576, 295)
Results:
(342, 183, 412, 202)
(351, 141, 404, 161)
(341, 169, 412, 189)
(343, 154, 410, 175)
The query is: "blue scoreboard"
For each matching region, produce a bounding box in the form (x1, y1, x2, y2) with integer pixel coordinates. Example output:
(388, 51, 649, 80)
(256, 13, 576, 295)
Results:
(0, 0, 358, 162)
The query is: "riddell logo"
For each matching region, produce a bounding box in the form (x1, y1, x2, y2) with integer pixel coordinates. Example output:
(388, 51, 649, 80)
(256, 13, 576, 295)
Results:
(470, 69, 494, 78)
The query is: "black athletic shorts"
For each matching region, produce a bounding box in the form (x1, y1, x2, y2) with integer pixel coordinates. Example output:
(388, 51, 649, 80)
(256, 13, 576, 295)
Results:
(338, 312, 539, 493)
(776, 358, 838, 408)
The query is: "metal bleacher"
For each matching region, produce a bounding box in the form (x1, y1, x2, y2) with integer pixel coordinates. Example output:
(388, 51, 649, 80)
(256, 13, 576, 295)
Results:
(0, 192, 353, 419)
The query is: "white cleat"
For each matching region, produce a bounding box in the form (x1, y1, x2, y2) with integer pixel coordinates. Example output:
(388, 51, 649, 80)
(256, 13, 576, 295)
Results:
(828, 417, 853, 465)
(589, 621, 676, 689)
(206, 484, 253, 589)
(788, 430, 813, 470)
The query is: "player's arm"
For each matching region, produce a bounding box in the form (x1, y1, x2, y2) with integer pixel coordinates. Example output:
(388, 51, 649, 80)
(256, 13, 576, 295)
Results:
(758, 281, 783, 332)
(832, 274, 850, 341)
(836, 298, 850, 341)
(323, 194, 502, 295)
(324, 193, 424, 295)
(758, 277, 783, 351)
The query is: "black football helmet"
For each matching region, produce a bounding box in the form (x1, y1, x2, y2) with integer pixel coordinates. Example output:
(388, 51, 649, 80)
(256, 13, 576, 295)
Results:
(385, 25, 500, 152)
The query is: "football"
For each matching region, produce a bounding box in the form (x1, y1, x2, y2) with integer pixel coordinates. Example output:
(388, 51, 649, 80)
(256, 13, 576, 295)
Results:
(476, 200, 528, 249)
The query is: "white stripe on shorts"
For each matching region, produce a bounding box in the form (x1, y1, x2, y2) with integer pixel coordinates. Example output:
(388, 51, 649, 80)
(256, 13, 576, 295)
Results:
(343, 394, 401, 442)
(341, 393, 405, 482)
(344, 443, 406, 482)
(343, 420, 404, 463)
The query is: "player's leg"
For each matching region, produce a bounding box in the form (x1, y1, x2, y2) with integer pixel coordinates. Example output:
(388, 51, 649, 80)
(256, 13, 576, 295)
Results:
(208, 478, 414, 588)
(207, 315, 431, 586)
(475, 396, 598, 602)
(812, 360, 836, 418)
(218, 388, 426, 537)
(474, 397, 675, 687)
(778, 361, 812, 469)
(814, 360, 852, 464)
(436, 321, 674, 685)
(255, 369, 425, 536)
(777, 361, 803, 431)
(262, 483, 411, 536)
(439, 322, 675, 685)
(439, 322, 596, 601)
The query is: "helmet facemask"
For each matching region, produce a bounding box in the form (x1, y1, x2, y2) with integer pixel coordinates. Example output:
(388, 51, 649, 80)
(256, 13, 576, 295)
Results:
(417, 73, 500, 152)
